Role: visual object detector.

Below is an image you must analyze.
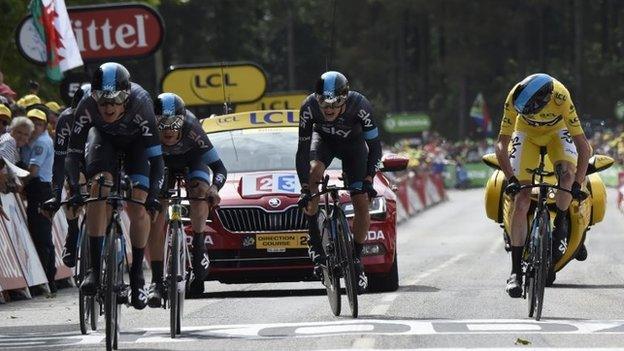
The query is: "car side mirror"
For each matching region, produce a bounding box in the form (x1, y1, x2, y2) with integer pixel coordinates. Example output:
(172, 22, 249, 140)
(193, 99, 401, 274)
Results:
(379, 154, 409, 172)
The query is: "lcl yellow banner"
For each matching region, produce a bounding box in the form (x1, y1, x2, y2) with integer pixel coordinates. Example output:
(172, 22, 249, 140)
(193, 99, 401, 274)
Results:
(161, 63, 267, 106)
(235, 92, 308, 112)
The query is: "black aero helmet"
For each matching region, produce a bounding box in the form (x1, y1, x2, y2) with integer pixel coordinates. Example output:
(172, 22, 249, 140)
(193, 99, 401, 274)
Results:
(71, 84, 91, 109)
(154, 92, 186, 130)
(314, 71, 349, 108)
(91, 62, 131, 104)
(512, 73, 554, 115)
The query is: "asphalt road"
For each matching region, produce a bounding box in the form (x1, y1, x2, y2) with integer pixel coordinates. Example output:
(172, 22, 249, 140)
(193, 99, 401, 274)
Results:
(2, 188, 624, 350)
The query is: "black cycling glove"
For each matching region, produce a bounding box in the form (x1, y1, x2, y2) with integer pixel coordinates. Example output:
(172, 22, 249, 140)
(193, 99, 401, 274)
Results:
(363, 180, 378, 199)
(298, 188, 311, 209)
(571, 181, 588, 201)
(504, 176, 522, 196)
(145, 196, 162, 215)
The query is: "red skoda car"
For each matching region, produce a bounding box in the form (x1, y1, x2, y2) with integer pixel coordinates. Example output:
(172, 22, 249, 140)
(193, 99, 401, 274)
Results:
(189, 110, 407, 292)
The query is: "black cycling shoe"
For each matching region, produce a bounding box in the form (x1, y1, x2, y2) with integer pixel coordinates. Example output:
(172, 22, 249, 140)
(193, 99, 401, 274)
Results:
(575, 243, 588, 261)
(61, 246, 77, 268)
(130, 271, 147, 310)
(506, 273, 522, 298)
(147, 283, 163, 308)
(192, 234, 210, 283)
(80, 271, 98, 296)
(354, 259, 368, 294)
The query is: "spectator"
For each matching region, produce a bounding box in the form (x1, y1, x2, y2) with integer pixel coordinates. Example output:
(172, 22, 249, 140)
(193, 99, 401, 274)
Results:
(0, 104, 11, 135)
(0, 71, 17, 102)
(0, 117, 34, 193)
(27, 80, 40, 95)
(20, 109, 56, 293)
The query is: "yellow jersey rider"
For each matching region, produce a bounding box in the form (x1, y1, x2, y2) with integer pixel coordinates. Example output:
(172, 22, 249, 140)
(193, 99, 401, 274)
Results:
(494, 73, 592, 298)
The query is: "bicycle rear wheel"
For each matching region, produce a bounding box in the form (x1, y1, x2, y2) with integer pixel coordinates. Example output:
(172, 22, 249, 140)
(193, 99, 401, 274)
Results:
(533, 210, 550, 321)
(168, 224, 180, 339)
(337, 210, 358, 318)
(320, 210, 341, 316)
(176, 228, 187, 335)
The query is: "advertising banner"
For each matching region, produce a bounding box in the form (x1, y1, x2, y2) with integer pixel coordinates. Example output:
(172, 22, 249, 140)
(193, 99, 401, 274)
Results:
(0, 193, 47, 287)
(16, 3, 164, 64)
(162, 63, 267, 106)
(0, 219, 28, 292)
(384, 113, 431, 133)
(235, 92, 307, 113)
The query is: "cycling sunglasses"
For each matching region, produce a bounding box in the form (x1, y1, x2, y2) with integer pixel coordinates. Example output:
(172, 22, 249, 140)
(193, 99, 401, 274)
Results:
(92, 90, 130, 105)
(316, 93, 347, 109)
(157, 115, 184, 131)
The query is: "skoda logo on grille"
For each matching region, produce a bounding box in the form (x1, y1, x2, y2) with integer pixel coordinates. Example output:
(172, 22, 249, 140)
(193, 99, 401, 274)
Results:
(268, 198, 281, 208)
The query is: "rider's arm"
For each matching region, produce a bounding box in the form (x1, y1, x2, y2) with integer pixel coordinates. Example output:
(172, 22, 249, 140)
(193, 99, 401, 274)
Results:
(51, 111, 71, 199)
(561, 92, 591, 184)
(139, 101, 165, 200)
(357, 97, 382, 178)
(495, 87, 519, 180)
(296, 101, 314, 190)
(65, 102, 91, 194)
(495, 134, 515, 180)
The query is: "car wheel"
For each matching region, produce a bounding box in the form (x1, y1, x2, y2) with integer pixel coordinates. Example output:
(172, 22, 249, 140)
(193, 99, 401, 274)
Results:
(367, 252, 399, 292)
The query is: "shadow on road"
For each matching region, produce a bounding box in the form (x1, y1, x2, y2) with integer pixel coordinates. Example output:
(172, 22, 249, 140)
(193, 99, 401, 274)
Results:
(195, 288, 329, 299)
(398, 284, 440, 292)
(550, 283, 624, 289)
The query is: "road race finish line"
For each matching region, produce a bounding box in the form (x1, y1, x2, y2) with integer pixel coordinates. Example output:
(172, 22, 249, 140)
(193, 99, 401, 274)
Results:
(3, 319, 624, 348)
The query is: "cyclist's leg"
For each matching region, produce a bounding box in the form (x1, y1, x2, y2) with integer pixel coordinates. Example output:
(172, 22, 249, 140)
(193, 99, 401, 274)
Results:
(507, 131, 539, 297)
(307, 132, 333, 266)
(339, 140, 370, 292)
(82, 128, 114, 295)
(548, 129, 578, 260)
(147, 198, 166, 307)
(187, 162, 212, 287)
(125, 144, 151, 310)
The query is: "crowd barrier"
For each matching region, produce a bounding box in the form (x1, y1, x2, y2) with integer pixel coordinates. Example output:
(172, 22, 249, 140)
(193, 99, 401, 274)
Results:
(0, 193, 131, 303)
(394, 171, 448, 224)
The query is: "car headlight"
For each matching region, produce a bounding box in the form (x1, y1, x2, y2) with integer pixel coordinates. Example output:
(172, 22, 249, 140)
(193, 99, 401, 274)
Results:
(342, 197, 386, 219)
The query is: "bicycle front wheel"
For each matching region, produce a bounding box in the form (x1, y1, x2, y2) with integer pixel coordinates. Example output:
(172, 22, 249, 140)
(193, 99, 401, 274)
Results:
(319, 209, 341, 316)
(168, 223, 180, 338)
(103, 230, 119, 351)
(533, 209, 550, 321)
(78, 225, 90, 335)
(337, 210, 358, 318)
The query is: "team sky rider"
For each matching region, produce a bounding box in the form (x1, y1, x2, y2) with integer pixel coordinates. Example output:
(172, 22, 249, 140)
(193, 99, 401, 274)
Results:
(495, 73, 592, 298)
(146, 93, 227, 305)
(65, 62, 165, 310)
(43, 84, 91, 267)
(296, 71, 382, 293)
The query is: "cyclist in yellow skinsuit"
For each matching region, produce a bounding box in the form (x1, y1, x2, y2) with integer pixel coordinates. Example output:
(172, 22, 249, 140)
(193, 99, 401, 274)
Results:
(494, 73, 592, 298)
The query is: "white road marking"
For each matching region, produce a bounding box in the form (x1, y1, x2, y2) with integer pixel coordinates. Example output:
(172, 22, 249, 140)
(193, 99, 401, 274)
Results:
(466, 323, 542, 331)
(296, 325, 375, 334)
(403, 254, 466, 286)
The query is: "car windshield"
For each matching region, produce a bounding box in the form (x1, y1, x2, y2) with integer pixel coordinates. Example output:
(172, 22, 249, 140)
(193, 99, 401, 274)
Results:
(209, 128, 341, 173)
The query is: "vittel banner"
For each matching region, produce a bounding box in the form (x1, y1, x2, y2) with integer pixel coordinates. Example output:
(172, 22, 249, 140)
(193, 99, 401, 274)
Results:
(16, 3, 164, 64)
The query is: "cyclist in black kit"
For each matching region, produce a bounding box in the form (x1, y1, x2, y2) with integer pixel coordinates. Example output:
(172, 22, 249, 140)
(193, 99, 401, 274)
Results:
(296, 71, 382, 293)
(43, 84, 91, 268)
(64, 62, 165, 310)
(146, 92, 227, 305)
